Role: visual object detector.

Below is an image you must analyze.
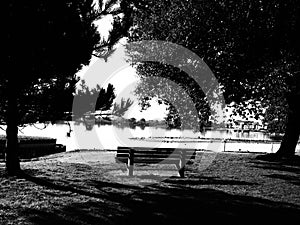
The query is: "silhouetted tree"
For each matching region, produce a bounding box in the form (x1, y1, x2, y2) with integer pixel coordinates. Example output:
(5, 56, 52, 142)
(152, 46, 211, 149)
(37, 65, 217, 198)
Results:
(112, 98, 134, 117)
(165, 104, 181, 129)
(5, 0, 133, 175)
(96, 83, 116, 112)
(128, 0, 300, 157)
(73, 80, 116, 117)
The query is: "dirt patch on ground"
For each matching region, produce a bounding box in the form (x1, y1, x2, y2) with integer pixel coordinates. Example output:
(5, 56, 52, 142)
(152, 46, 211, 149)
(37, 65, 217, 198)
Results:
(1, 151, 300, 224)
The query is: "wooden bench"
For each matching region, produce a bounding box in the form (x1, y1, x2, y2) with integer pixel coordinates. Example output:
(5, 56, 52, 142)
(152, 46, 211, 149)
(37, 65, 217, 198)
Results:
(115, 146, 196, 177)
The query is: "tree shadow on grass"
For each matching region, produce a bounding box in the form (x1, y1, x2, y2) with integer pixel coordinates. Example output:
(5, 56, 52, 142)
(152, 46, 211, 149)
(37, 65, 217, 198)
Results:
(18, 171, 300, 225)
(162, 176, 256, 186)
(265, 173, 300, 186)
(250, 155, 300, 185)
(252, 161, 300, 174)
(255, 154, 300, 167)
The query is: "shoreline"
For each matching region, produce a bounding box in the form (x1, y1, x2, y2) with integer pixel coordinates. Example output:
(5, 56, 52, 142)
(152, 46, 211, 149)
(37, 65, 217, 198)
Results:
(1, 146, 299, 164)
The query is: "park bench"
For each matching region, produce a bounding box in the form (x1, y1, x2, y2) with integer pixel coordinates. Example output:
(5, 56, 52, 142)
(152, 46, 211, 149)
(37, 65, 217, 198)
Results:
(116, 146, 196, 177)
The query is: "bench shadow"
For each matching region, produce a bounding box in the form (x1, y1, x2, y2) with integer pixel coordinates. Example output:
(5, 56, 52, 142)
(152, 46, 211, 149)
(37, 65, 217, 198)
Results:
(18, 171, 300, 225)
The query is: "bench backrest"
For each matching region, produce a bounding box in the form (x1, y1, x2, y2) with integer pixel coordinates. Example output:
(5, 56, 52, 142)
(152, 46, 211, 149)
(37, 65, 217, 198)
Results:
(116, 146, 196, 164)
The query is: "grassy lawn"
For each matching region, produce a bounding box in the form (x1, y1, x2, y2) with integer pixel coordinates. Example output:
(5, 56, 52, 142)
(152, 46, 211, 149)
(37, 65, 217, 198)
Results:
(1, 151, 300, 224)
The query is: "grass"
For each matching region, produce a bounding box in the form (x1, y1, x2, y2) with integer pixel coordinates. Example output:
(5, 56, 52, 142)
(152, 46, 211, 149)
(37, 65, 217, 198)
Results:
(1, 151, 300, 224)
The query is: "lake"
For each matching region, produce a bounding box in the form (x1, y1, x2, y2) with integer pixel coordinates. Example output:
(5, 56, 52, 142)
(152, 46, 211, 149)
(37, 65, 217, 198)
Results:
(1, 122, 299, 154)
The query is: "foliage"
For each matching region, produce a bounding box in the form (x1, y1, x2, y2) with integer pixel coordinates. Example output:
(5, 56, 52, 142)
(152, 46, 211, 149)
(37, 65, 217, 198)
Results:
(0, 76, 81, 124)
(4, 0, 133, 125)
(127, 0, 300, 133)
(93, 0, 134, 60)
(4, 0, 135, 173)
(73, 80, 116, 117)
(134, 76, 206, 130)
(164, 104, 181, 129)
(112, 98, 134, 117)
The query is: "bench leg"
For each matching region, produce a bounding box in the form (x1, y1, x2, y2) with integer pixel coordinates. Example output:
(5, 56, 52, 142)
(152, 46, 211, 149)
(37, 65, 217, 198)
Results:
(178, 153, 186, 178)
(178, 166, 185, 178)
(128, 149, 134, 176)
(175, 161, 185, 178)
(128, 165, 133, 176)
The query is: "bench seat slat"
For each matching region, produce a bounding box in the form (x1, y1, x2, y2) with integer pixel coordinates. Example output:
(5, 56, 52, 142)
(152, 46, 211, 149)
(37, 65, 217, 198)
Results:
(115, 157, 180, 164)
(117, 149, 176, 154)
(116, 153, 130, 157)
(116, 155, 195, 161)
(131, 153, 194, 158)
(133, 158, 179, 164)
(117, 152, 195, 158)
(116, 151, 196, 159)
(125, 153, 178, 158)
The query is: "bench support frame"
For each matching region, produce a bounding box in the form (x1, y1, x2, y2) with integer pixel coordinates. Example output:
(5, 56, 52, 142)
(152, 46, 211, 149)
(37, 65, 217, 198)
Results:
(121, 148, 193, 178)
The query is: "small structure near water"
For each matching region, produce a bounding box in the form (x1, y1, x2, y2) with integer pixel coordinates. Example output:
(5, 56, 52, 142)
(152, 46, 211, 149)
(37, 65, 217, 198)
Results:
(0, 136, 66, 160)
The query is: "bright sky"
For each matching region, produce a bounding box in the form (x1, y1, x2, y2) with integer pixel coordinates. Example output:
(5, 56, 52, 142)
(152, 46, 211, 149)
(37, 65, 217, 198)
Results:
(76, 12, 259, 123)
(75, 16, 168, 120)
(76, 53, 168, 120)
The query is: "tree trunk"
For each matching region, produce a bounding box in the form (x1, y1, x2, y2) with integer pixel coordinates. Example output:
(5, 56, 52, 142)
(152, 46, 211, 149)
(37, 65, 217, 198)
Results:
(276, 94, 300, 157)
(5, 83, 20, 175)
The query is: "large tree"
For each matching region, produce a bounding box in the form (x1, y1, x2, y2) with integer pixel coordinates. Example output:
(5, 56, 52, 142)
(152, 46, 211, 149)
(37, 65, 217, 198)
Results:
(5, 0, 133, 175)
(128, 0, 300, 157)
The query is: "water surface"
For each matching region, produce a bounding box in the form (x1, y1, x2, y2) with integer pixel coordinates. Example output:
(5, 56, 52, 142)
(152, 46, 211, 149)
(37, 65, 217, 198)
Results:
(1, 122, 299, 154)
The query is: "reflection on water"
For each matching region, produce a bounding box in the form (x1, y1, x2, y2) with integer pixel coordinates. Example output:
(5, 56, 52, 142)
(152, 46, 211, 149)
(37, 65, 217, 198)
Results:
(0, 122, 299, 154)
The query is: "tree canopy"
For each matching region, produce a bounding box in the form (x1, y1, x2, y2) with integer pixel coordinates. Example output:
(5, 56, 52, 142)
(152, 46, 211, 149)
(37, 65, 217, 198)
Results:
(4, 0, 134, 174)
(127, 0, 300, 156)
(5, 0, 133, 125)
